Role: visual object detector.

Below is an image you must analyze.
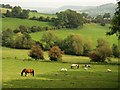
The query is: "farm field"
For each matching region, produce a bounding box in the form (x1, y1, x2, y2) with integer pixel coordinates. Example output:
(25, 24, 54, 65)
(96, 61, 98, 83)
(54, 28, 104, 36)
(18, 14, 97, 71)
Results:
(29, 12, 56, 18)
(2, 17, 53, 31)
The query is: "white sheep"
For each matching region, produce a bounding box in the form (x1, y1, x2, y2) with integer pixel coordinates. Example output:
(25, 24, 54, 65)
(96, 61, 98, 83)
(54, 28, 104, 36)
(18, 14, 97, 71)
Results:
(107, 69, 111, 72)
(84, 67, 88, 70)
(61, 68, 67, 72)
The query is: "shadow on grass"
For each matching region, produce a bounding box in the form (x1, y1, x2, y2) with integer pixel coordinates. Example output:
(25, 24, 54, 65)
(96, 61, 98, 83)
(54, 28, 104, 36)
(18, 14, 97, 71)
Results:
(2, 71, 119, 88)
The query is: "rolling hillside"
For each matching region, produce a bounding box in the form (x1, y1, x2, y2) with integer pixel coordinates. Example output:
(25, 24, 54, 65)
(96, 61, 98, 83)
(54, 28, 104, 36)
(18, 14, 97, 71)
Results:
(2, 17, 53, 31)
(30, 24, 118, 48)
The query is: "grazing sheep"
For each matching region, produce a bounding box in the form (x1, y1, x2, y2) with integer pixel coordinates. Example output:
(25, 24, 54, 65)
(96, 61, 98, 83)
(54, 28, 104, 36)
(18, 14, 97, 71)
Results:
(85, 64, 90, 67)
(61, 68, 67, 72)
(71, 64, 79, 69)
(107, 69, 111, 72)
(84, 67, 88, 70)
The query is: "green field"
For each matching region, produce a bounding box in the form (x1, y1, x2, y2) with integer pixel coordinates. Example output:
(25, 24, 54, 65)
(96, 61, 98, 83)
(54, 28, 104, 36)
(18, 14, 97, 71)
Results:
(2, 47, 119, 88)
(30, 24, 118, 47)
(1, 8, 56, 18)
(29, 12, 56, 18)
(2, 17, 53, 31)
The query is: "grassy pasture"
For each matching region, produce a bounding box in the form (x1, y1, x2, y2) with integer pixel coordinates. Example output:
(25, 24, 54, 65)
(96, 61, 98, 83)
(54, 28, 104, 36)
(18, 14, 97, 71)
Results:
(30, 24, 118, 47)
(2, 59, 119, 88)
(2, 46, 119, 88)
(29, 12, 56, 18)
(2, 17, 53, 31)
(0, 8, 11, 14)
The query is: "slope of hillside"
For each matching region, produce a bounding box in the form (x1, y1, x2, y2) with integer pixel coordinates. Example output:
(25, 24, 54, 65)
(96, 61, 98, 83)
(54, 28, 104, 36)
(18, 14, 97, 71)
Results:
(30, 24, 117, 47)
(2, 17, 53, 31)
(29, 12, 56, 18)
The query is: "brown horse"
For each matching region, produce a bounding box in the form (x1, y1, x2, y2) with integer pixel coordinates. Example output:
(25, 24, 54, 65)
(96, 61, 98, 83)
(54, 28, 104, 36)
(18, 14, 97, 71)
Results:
(21, 69, 34, 76)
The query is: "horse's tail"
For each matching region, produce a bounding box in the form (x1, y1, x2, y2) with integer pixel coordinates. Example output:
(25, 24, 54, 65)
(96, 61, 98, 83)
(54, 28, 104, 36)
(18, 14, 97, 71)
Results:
(21, 69, 26, 76)
(32, 70, 34, 76)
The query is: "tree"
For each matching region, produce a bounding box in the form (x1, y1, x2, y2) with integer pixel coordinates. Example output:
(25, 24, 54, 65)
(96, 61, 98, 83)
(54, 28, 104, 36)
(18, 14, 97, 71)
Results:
(95, 15, 105, 26)
(41, 31, 60, 50)
(15, 33, 34, 49)
(2, 28, 15, 47)
(29, 45, 44, 60)
(6, 10, 12, 17)
(49, 46, 63, 61)
(11, 6, 22, 18)
(19, 9, 29, 19)
(106, 1, 120, 40)
(83, 39, 93, 56)
(103, 13, 111, 19)
(19, 25, 29, 33)
(112, 44, 120, 58)
(89, 38, 112, 62)
(61, 34, 84, 55)
(56, 9, 83, 28)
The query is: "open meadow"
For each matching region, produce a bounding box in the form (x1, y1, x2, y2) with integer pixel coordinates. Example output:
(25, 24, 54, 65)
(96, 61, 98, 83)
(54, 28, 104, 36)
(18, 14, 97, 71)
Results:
(2, 47, 119, 88)
(2, 17, 53, 31)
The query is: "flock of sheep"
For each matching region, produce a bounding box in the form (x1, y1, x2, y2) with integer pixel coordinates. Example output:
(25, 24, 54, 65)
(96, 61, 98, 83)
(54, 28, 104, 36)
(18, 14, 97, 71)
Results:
(60, 64, 112, 72)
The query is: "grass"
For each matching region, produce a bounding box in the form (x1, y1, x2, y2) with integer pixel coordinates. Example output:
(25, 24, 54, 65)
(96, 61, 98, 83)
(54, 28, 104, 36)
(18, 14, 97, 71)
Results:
(29, 12, 56, 18)
(30, 24, 118, 47)
(0, 8, 11, 14)
(2, 58, 119, 88)
(2, 46, 119, 88)
(2, 17, 53, 31)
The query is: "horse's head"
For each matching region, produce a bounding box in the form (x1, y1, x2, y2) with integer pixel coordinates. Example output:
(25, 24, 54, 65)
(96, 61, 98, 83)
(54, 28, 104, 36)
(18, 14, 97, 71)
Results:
(21, 69, 26, 76)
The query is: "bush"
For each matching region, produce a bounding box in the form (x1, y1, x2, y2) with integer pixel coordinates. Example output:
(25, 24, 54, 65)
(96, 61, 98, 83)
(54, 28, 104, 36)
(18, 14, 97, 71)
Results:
(49, 46, 63, 61)
(29, 45, 44, 60)
(89, 38, 112, 62)
(41, 31, 60, 50)
(112, 44, 120, 58)
(83, 39, 93, 56)
(61, 34, 84, 55)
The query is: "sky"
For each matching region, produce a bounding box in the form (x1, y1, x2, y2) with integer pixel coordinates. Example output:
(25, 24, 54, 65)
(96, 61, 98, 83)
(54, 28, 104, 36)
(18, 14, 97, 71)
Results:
(1, 0, 117, 8)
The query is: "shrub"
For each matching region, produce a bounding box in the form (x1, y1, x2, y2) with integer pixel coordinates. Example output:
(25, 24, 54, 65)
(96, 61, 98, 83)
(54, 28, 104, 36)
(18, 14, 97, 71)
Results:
(89, 38, 112, 62)
(83, 39, 93, 56)
(29, 45, 44, 60)
(49, 46, 63, 61)
(41, 31, 60, 50)
(112, 44, 120, 58)
(61, 34, 84, 55)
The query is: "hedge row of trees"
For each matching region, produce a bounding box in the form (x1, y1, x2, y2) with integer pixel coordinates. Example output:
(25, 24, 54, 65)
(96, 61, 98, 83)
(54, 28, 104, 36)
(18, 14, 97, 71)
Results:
(2, 4, 12, 9)
(2, 29, 120, 61)
(2, 28, 34, 49)
(13, 25, 64, 34)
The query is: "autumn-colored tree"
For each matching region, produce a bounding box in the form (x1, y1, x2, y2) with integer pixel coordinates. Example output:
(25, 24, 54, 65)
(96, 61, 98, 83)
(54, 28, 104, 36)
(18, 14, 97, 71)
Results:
(89, 38, 112, 62)
(49, 46, 63, 61)
(29, 45, 44, 60)
(62, 34, 84, 55)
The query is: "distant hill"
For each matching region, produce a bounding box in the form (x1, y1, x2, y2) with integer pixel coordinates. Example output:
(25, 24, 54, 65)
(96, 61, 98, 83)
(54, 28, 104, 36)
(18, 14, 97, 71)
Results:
(53, 6, 95, 13)
(82, 3, 117, 17)
(52, 3, 116, 17)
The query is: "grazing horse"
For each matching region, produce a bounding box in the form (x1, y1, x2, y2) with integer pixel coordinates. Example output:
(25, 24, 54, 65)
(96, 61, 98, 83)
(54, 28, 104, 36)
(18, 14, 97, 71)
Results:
(71, 64, 79, 69)
(21, 69, 34, 76)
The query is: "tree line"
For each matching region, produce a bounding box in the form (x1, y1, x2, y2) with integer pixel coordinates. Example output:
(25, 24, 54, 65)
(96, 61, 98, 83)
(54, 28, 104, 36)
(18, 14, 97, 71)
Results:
(2, 29, 120, 62)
